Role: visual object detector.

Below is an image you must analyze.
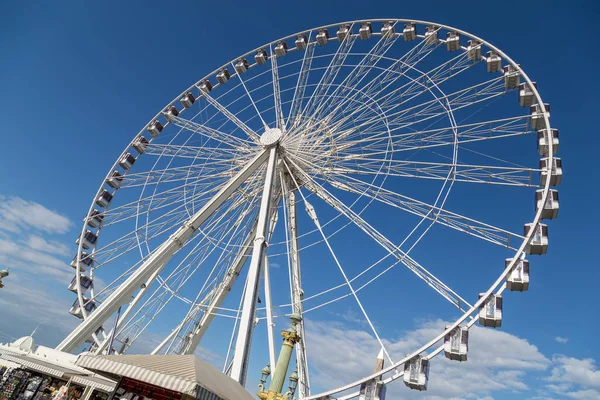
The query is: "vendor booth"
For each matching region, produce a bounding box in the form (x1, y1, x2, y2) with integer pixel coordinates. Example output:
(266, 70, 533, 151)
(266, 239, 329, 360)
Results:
(76, 354, 254, 400)
(0, 336, 115, 400)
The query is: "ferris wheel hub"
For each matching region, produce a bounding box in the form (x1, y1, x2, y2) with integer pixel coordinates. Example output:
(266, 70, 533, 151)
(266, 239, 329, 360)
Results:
(260, 127, 282, 147)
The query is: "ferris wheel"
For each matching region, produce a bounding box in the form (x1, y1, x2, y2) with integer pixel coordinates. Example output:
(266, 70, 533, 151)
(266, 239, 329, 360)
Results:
(58, 19, 560, 399)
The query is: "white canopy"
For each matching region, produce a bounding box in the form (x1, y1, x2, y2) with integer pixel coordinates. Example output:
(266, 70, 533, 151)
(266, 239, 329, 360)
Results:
(70, 374, 116, 393)
(1, 353, 84, 379)
(76, 354, 254, 400)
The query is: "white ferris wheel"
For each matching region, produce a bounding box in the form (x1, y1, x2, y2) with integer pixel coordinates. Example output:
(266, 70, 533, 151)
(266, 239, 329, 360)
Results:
(58, 19, 561, 399)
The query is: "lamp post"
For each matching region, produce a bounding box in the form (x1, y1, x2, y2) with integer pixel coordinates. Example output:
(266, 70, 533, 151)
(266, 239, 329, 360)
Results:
(257, 314, 302, 400)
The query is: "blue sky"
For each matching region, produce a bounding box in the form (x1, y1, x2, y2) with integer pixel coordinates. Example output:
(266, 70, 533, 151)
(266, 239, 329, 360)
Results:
(1, 1, 600, 399)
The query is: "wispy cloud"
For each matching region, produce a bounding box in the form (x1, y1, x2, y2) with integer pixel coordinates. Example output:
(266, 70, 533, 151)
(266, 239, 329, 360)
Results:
(0, 195, 73, 234)
(0, 195, 77, 348)
(555, 336, 569, 344)
(305, 318, 551, 398)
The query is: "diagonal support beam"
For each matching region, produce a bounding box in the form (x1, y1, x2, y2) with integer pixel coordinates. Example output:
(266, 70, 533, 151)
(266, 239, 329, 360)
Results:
(56, 150, 270, 353)
(230, 146, 279, 385)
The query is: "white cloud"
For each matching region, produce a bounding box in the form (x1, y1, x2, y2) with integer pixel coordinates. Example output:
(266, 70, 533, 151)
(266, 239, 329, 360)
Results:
(0, 195, 73, 234)
(555, 337, 569, 344)
(304, 319, 550, 399)
(547, 355, 600, 390)
(26, 234, 71, 256)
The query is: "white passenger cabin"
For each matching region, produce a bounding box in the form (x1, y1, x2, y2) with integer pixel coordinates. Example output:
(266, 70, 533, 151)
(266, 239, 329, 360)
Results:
(403, 356, 428, 391)
(180, 92, 195, 108)
(479, 294, 502, 328)
(96, 189, 113, 208)
(536, 189, 559, 219)
(106, 170, 124, 188)
(87, 209, 104, 228)
(403, 22, 416, 41)
(537, 129, 559, 157)
(198, 80, 212, 94)
(317, 29, 330, 45)
(467, 40, 481, 60)
(425, 26, 439, 44)
(540, 157, 562, 186)
(444, 326, 468, 361)
(337, 25, 350, 42)
(147, 120, 163, 137)
(359, 22, 372, 40)
(255, 49, 268, 64)
(216, 68, 231, 85)
(295, 34, 308, 50)
(69, 298, 96, 319)
(486, 51, 501, 73)
(70, 252, 93, 272)
(381, 21, 395, 39)
(68, 275, 93, 295)
(235, 58, 249, 74)
(76, 230, 98, 250)
(359, 380, 386, 400)
(505, 258, 530, 292)
(163, 105, 179, 122)
(518, 82, 536, 107)
(525, 223, 549, 255)
(530, 103, 550, 130)
(275, 41, 288, 57)
(118, 153, 136, 170)
(503, 65, 520, 89)
(446, 32, 460, 51)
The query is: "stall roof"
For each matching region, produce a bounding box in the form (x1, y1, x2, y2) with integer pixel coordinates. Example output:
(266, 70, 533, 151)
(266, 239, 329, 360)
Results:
(76, 354, 254, 400)
(1, 353, 84, 379)
(71, 374, 116, 393)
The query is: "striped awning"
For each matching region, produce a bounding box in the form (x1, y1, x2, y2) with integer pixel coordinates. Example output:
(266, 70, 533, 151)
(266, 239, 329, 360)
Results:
(70, 375, 116, 393)
(76, 355, 254, 400)
(1, 354, 80, 378)
(77, 355, 196, 394)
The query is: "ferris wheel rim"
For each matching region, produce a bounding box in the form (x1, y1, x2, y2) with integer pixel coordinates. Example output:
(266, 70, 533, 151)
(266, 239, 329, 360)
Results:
(67, 18, 556, 398)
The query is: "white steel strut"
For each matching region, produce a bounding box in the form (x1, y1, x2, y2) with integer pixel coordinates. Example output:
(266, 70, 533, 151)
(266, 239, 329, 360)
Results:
(56, 150, 269, 353)
(230, 146, 279, 385)
(282, 174, 311, 397)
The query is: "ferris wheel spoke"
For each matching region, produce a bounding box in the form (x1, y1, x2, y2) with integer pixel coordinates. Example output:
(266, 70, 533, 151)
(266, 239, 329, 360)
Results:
(328, 115, 532, 155)
(318, 47, 471, 130)
(119, 164, 238, 189)
(282, 159, 397, 368)
(170, 116, 253, 150)
(290, 161, 472, 311)
(317, 173, 524, 249)
(90, 193, 256, 305)
(350, 76, 505, 134)
(231, 61, 269, 129)
(101, 181, 227, 227)
(270, 44, 285, 130)
(201, 92, 262, 144)
(287, 32, 316, 130)
(114, 196, 261, 354)
(298, 27, 358, 125)
(322, 158, 540, 187)
(143, 143, 249, 160)
(309, 25, 405, 122)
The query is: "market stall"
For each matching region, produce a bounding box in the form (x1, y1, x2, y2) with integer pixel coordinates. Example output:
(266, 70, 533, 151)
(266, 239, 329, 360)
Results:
(0, 337, 116, 400)
(76, 354, 254, 400)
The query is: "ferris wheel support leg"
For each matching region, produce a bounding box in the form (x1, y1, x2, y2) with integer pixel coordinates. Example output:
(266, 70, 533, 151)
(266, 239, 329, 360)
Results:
(93, 264, 165, 355)
(282, 175, 311, 397)
(179, 227, 256, 355)
(230, 146, 279, 386)
(56, 150, 270, 353)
